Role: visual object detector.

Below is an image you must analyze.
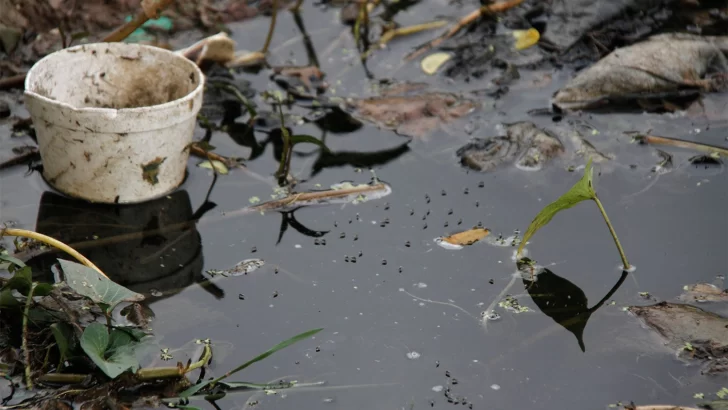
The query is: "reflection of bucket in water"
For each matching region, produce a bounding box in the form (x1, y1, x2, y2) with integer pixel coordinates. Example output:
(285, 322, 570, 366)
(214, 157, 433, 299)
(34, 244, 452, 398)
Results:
(26, 190, 211, 303)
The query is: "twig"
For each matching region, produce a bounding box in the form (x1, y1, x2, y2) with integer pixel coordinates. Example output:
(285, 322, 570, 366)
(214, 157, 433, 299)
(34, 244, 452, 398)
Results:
(188, 143, 245, 169)
(0, 74, 26, 90)
(635, 134, 728, 157)
(23, 283, 37, 390)
(261, 0, 279, 54)
(103, 0, 176, 43)
(405, 0, 524, 61)
(1, 228, 109, 279)
(250, 183, 388, 212)
(37, 373, 87, 384)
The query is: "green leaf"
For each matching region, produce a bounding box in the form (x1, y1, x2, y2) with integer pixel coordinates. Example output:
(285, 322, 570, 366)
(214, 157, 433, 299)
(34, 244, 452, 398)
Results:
(34, 283, 54, 297)
(517, 159, 596, 257)
(51, 322, 74, 360)
(0, 288, 20, 309)
(3, 266, 33, 295)
(179, 328, 323, 398)
(290, 135, 331, 152)
(0, 253, 26, 269)
(80, 323, 140, 378)
(58, 259, 144, 309)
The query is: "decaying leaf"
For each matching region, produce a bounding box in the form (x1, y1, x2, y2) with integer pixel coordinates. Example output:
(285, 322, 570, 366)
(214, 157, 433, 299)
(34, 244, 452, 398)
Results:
(457, 122, 564, 172)
(141, 157, 166, 185)
(272, 66, 327, 97)
(516, 159, 595, 256)
(421, 53, 452, 75)
(245, 181, 392, 214)
(679, 283, 728, 303)
(628, 302, 728, 349)
(198, 160, 229, 175)
(341, 91, 478, 138)
(435, 228, 490, 249)
(553, 34, 728, 110)
(206, 259, 265, 277)
(512, 28, 539, 50)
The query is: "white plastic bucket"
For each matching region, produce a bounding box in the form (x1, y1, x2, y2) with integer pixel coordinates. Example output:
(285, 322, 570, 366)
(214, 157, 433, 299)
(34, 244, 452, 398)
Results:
(24, 43, 205, 204)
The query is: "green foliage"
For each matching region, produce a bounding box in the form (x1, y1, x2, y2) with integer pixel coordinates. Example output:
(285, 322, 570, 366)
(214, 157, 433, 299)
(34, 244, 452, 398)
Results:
(178, 328, 324, 398)
(0, 253, 26, 269)
(517, 159, 596, 257)
(51, 323, 74, 361)
(58, 259, 144, 310)
(1, 266, 53, 297)
(290, 135, 331, 152)
(516, 158, 630, 270)
(80, 323, 144, 379)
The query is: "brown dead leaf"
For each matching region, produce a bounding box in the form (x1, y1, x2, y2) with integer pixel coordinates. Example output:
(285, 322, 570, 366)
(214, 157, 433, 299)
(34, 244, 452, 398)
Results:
(437, 228, 490, 249)
(553, 33, 728, 111)
(679, 283, 728, 303)
(342, 92, 478, 138)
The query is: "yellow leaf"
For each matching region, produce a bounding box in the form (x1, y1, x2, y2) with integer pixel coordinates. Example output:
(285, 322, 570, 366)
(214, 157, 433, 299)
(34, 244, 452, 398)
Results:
(436, 228, 490, 249)
(421, 52, 451, 75)
(512, 28, 539, 50)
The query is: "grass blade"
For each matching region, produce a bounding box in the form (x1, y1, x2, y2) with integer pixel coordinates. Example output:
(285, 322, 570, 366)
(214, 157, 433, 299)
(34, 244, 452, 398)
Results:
(179, 328, 323, 398)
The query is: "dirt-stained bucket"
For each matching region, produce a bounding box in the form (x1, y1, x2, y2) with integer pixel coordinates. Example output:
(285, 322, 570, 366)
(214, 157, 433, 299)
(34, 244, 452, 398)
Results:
(24, 43, 205, 204)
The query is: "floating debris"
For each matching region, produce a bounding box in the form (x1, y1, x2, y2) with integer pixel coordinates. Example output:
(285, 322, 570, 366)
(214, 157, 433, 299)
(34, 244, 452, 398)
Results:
(552, 34, 728, 111)
(246, 181, 392, 214)
(498, 295, 531, 314)
(679, 283, 728, 303)
(206, 259, 265, 277)
(198, 159, 230, 175)
(435, 228, 490, 250)
(512, 28, 539, 50)
(406, 351, 421, 360)
(421, 53, 452, 75)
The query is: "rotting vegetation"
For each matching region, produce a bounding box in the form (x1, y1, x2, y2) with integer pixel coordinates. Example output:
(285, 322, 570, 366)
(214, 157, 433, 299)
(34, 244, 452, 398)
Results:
(1, 0, 728, 408)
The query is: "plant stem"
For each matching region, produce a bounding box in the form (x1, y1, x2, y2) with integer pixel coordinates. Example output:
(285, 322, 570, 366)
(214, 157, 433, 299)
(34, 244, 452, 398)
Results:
(23, 283, 37, 390)
(38, 373, 87, 384)
(291, 0, 304, 12)
(136, 343, 211, 380)
(592, 196, 630, 270)
(1, 228, 109, 279)
(261, 0, 279, 54)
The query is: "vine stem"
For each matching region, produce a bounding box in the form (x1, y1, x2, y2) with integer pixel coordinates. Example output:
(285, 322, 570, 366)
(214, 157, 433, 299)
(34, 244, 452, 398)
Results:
(261, 0, 279, 54)
(23, 283, 37, 389)
(1, 228, 109, 279)
(593, 196, 630, 270)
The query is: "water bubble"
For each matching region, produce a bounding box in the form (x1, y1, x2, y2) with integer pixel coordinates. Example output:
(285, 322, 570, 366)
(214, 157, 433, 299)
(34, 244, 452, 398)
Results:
(345, 256, 350, 262)
(334, 221, 338, 227)
(432, 385, 444, 392)
(354, 234, 359, 241)
(315, 346, 321, 352)
(150, 288, 163, 297)
(358, 251, 363, 257)
(398, 267, 403, 273)
(314, 239, 320, 245)
(490, 384, 500, 391)
(457, 219, 462, 225)
(321, 239, 327, 245)
(463, 188, 469, 195)
(410, 209, 415, 216)
(445, 371, 451, 377)
(482, 311, 500, 321)
(384, 202, 390, 210)
(423, 223, 428, 229)
(414, 282, 428, 288)
(274, 267, 279, 274)
(272, 291, 279, 298)
(488, 279, 494, 284)
(444, 221, 449, 227)
(323, 398, 335, 403)
(406, 351, 421, 360)
(351, 257, 357, 263)
(475, 201, 479, 208)
(452, 378, 459, 385)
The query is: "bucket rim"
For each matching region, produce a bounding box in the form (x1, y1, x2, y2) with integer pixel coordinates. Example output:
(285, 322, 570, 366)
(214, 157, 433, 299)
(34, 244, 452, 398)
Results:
(23, 42, 205, 114)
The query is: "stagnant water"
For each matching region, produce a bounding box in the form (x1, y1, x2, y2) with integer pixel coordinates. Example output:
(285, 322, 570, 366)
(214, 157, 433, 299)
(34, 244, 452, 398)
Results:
(1, 3, 728, 409)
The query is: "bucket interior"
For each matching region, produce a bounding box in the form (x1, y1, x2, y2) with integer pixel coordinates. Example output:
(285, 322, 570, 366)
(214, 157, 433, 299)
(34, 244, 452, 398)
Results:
(27, 44, 201, 110)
